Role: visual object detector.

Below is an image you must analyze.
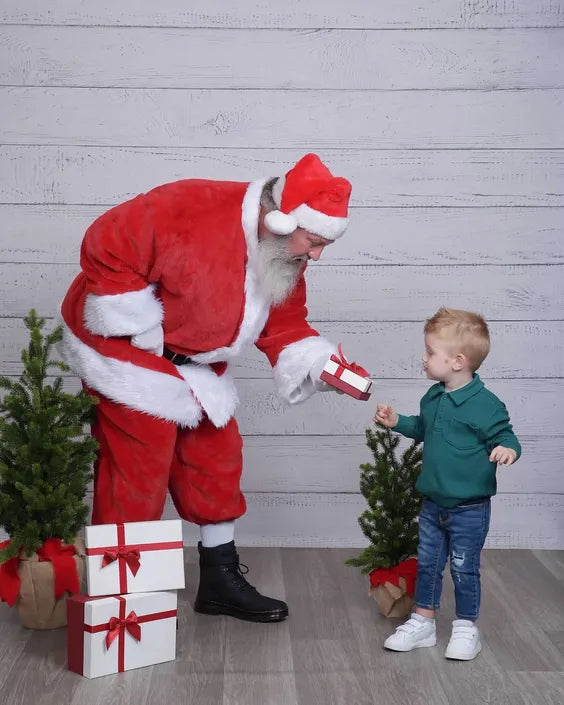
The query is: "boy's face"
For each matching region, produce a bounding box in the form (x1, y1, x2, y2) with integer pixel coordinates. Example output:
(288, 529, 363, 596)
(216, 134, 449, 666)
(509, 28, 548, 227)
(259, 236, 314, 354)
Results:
(422, 332, 464, 382)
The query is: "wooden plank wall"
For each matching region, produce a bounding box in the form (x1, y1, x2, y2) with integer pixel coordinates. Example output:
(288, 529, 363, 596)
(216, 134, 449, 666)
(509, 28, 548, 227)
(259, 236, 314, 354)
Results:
(1, 1, 563, 548)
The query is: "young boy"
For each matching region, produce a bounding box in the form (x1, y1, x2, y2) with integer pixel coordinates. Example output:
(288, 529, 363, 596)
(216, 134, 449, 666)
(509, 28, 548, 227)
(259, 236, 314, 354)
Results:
(374, 308, 521, 661)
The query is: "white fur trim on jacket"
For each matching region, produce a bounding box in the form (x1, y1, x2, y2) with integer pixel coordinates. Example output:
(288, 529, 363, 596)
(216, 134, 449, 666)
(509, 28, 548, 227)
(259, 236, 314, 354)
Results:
(175, 363, 238, 429)
(84, 284, 163, 337)
(60, 323, 239, 429)
(190, 178, 271, 365)
(273, 336, 337, 404)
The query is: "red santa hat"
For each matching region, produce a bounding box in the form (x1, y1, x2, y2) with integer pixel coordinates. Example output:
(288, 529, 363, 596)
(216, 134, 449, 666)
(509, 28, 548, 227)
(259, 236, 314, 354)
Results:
(264, 153, 352, 240)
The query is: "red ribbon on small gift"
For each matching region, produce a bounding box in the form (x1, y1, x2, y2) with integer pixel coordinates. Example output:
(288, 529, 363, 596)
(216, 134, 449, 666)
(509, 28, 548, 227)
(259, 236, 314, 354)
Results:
(331, 344, 370, 378)
(102, 548, 141, 577)
(37, 537, 80, 599)
(369, 558, 418, 596)
(0, 537, 79, 606)
(106, 610, 142, 649)
(0, 540, 21, 607)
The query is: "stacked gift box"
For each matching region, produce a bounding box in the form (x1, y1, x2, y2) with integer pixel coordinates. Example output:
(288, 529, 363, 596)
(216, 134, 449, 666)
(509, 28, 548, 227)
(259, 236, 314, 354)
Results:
(67, 519, 185, 678)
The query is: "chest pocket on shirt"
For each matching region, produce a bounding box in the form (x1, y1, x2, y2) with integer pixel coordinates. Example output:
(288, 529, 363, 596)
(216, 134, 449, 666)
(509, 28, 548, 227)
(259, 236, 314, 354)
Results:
(445, 419, 482, 450)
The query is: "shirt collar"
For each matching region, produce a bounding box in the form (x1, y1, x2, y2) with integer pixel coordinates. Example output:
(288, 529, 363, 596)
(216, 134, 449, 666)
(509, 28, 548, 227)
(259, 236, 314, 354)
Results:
(445, 374, 484, 406)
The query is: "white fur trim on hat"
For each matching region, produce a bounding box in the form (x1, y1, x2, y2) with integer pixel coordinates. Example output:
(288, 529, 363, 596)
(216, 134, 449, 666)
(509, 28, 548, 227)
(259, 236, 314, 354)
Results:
(292, 203, 349, 240)
(267, 174, 348, 240)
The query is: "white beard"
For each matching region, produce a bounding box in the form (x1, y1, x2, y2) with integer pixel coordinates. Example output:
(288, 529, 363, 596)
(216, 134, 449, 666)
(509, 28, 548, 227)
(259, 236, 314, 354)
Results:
(256, 237, 306, 305)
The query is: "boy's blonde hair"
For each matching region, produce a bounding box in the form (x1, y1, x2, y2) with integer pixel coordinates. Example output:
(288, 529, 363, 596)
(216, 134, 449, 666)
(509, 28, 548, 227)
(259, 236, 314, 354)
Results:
(424, 308, 490, 372)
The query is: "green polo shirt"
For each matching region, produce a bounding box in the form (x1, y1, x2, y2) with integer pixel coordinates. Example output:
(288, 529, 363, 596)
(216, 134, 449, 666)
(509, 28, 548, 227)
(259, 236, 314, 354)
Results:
(394, 374, 521, 508)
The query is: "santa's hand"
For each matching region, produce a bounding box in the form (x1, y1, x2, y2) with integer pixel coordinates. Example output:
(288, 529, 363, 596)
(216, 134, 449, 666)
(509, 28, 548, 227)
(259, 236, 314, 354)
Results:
(309, 354, 344, 393)
(131, 324, 164, 356)
(489, 446, 517, 466)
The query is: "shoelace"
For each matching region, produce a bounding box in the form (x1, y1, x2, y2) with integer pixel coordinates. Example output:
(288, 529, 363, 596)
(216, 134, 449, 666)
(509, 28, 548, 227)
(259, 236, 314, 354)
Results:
(222, 562, 256, 592)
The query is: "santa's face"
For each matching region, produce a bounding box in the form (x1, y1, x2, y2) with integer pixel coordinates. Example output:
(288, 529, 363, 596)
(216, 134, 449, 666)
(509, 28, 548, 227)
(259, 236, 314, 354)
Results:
(256, 218, 334, 304)
(285, 227, 333, 261)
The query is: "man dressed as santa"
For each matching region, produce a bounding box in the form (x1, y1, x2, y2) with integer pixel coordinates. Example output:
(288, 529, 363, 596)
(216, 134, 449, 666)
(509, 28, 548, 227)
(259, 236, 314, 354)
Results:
(60, 153, 355, 622)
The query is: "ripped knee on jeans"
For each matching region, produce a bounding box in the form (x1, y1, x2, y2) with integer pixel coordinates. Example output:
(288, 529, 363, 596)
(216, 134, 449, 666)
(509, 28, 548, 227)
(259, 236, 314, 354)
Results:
(451, 550, 466, 570)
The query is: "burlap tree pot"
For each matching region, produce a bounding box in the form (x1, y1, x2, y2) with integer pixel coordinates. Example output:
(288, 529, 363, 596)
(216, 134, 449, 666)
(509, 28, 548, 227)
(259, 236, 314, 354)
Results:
(2, 538, 86, 630)
(370, 576, 414, 618)
(368, 557, 417, 619)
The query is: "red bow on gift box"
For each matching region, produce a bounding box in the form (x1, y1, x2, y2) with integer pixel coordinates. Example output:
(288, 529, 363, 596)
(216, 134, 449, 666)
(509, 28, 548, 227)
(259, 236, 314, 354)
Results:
(106, 610, 142, 649)
(369, 558, 418, 596)
(102, 548, 141, 576)
(0, 538, 80, 606)
(331, 344, 370, 378)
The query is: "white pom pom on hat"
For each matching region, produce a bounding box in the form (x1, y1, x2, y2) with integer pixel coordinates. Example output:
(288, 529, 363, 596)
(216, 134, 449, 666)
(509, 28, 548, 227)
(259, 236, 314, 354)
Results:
(264, 153, 352, 240)
(263, 209, 298, 236)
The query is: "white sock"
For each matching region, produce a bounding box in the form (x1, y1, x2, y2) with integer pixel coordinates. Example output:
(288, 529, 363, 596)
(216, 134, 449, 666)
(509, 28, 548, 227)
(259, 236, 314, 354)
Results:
(200, 521, 235, 548)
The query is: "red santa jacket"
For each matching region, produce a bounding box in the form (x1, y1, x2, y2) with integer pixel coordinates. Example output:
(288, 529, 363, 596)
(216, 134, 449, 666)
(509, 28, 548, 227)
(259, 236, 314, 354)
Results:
(60, 177, 336, 428)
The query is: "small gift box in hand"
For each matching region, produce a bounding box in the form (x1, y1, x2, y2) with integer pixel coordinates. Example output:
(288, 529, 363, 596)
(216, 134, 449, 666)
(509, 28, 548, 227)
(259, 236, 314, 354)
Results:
(320, 345, 372, 400)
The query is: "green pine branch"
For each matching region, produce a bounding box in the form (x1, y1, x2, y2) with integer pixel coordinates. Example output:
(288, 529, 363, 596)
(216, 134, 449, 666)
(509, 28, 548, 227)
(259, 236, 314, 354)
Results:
(346, 425, 423, 574)
(0, 310, 98, 563)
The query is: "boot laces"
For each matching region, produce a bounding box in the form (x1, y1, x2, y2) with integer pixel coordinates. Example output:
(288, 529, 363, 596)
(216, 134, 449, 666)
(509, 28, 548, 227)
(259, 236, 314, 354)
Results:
(224, 561, 256, 592)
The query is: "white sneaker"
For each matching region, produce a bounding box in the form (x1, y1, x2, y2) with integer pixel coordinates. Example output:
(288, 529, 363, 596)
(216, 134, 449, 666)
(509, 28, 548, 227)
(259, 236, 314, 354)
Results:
(383, 613, 437, 652)
(444, 620, 482, 660)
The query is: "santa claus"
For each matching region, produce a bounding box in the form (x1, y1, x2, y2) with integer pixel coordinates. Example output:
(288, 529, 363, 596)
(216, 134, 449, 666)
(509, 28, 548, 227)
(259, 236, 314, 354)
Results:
(60, 153, 352, 622)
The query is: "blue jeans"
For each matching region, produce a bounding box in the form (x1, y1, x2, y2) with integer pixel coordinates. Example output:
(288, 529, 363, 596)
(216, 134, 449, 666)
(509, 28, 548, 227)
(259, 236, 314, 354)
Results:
(415, 497, 491, 620)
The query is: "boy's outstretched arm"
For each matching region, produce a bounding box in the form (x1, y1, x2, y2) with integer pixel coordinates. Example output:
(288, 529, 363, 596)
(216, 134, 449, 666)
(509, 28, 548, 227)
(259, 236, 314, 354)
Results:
(485, 403, 521, 466)
(374, 402, 425, 442)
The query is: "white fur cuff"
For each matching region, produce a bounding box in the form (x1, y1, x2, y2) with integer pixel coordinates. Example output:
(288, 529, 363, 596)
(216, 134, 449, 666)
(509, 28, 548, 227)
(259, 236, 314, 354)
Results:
(84, 284, 163, 337)
(273, 336, 337, 405)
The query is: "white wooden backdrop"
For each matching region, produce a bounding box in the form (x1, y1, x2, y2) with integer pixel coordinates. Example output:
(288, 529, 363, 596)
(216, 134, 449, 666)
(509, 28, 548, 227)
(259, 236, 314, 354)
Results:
(1, 1, 563, 548)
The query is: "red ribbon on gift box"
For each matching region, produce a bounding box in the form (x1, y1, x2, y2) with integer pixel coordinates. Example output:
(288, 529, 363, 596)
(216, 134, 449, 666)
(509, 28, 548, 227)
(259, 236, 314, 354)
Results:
(102, 548, 141, 576)
(106, 610, 141, 649)
(369, 558, 418, 596)
(331, 344, 370, 379)
(81, 595, 177, 673)
(85, 523, 183, 593)
(0, 538, 80, 606)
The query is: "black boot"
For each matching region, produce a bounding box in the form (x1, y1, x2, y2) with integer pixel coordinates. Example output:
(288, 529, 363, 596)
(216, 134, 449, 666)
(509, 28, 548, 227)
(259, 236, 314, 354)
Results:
(194, 541, 288, 622)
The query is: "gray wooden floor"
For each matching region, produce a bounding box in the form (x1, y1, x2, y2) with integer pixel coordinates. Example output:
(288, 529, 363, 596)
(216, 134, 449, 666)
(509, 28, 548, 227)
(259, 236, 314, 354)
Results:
(0, 548, 563, 705)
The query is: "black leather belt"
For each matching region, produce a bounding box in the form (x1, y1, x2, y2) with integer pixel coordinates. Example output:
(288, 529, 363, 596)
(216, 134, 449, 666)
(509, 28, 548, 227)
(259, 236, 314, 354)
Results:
(163, 346, 193, 366)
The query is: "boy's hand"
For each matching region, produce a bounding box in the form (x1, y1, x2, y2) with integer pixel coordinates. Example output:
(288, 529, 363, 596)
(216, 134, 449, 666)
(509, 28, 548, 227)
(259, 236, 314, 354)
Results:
(489, 446, 517, 465)
(374, 404, 399, 428)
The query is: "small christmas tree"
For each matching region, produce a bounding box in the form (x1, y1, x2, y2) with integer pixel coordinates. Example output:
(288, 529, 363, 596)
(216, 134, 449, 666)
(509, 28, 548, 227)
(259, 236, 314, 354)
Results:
(346, 426, 422, 617)
(0, 310, 98, 563)
(347, 426, 422, 573)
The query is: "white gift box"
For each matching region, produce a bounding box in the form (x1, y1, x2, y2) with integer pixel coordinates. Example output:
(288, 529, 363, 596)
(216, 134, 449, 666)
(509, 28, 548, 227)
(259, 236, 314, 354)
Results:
(320, 357, 372, 400)
(84, 520, 185, 596)
(67, 591, 177, 678)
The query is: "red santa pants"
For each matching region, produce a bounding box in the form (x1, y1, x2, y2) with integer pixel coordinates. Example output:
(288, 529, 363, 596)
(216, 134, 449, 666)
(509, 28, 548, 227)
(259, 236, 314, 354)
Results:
(86, 389, 246, 526)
